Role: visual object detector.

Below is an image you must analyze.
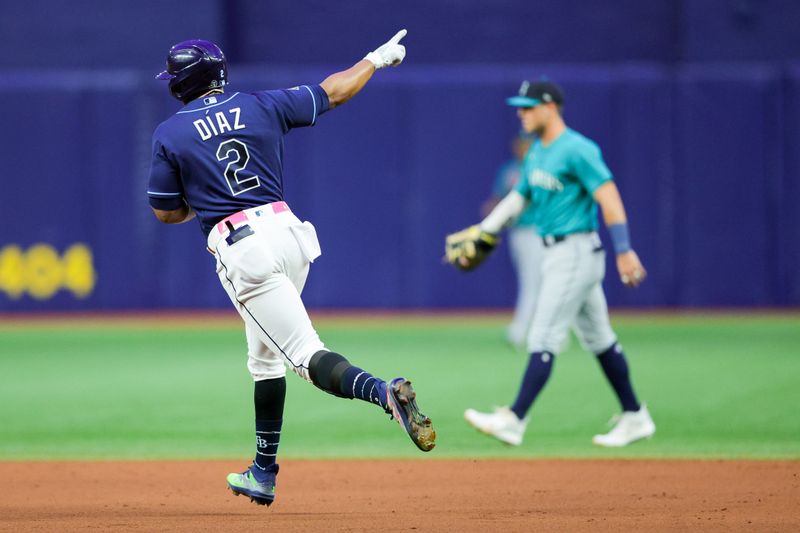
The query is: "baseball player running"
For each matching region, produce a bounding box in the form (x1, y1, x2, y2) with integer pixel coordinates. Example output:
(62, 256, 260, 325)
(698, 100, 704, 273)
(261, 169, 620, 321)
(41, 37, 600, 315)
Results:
(447, 80, 655, 447)
(147, 32, 435, 507)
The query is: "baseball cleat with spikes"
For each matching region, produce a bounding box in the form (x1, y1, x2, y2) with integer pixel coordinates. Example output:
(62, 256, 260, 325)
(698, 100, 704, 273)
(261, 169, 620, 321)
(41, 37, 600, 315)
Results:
(227, 464, 278, 506)
(385, 377, 436, 452)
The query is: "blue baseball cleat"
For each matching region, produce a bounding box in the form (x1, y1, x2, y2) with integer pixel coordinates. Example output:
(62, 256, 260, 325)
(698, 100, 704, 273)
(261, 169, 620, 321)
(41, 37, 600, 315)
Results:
(385, 377, 436, 452)
(227, 463, 278, 506)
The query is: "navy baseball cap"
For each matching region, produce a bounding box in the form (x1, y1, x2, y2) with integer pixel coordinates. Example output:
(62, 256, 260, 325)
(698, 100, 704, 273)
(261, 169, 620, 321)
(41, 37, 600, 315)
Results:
(506, 80, 564, 108)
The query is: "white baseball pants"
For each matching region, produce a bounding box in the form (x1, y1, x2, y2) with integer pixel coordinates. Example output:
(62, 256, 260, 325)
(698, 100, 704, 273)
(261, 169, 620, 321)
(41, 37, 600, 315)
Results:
(207, 202, 327, 382)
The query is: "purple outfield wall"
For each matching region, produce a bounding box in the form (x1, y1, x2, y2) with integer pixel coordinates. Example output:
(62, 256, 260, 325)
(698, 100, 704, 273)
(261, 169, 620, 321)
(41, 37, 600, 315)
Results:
(1, 64, 799, 310)
(1, 0, 799, 310)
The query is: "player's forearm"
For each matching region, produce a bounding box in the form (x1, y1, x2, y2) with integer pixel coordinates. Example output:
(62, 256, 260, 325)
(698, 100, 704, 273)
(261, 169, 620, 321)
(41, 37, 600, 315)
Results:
(321, 30, 407, 109)
(594, 181, 636, 255)
(480, 191, 527, 234)
(320, 60, 376, 109)
(594, 181, 627, 226)
(152, 203, 195, 224)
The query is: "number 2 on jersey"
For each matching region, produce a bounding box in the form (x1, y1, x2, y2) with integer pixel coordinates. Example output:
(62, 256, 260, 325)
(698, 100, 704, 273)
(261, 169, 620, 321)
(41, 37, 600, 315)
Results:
(216, 139, 260, 196)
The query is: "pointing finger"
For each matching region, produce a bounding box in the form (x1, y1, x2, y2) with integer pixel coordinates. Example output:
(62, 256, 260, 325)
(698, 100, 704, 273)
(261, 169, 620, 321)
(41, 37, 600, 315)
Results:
(389, 29, 408, 44)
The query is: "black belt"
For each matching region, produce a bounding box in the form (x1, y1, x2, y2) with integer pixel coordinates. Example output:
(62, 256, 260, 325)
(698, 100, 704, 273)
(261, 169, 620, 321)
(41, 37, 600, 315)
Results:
(542, 232, 604, 252)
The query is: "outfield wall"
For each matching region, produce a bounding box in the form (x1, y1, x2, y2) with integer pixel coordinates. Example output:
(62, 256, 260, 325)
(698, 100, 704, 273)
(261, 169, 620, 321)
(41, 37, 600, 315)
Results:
(1, 64, 799, 310)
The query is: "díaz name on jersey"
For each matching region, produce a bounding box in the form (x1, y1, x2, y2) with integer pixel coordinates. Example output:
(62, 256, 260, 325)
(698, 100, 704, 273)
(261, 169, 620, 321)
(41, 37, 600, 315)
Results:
(193, 107, 246, 140)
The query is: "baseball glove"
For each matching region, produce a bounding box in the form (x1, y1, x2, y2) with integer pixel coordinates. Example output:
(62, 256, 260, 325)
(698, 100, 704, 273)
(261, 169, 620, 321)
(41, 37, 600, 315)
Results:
(445, 225, 499, 271)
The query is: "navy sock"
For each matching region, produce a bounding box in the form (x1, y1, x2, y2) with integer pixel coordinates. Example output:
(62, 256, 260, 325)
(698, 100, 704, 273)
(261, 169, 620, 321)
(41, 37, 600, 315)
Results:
(596, 342, 640, 412)
(251, 378, 285, 481)
(510, 351, 554, 420)
(340, 366, 388, 409)
(253, 418, 281, 480)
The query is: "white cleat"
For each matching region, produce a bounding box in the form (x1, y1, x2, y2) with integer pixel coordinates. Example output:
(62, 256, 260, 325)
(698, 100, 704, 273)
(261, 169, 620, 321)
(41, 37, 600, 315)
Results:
(592, 404, 656, 447)
(464, 406, 527, 446)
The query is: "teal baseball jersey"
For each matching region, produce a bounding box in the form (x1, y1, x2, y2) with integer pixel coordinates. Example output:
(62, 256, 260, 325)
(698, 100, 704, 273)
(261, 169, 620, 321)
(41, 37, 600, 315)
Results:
(515, 128, 612, 236)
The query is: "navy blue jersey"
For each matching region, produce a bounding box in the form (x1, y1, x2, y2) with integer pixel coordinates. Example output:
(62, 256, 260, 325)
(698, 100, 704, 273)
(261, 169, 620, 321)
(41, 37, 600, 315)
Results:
(147, 85, 329, 235)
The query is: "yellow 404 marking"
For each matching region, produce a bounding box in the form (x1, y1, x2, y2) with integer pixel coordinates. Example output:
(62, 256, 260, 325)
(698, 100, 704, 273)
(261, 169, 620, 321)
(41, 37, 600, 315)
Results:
(0, 244, 97, 300)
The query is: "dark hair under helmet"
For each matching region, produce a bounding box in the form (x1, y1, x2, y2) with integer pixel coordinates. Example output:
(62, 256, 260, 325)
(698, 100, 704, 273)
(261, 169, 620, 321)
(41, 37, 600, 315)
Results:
(156, 39, 227, 104)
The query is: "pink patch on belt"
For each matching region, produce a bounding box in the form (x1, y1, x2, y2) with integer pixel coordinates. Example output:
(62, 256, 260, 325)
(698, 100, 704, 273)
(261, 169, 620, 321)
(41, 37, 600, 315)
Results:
(271, 201, 289, 214)
(216, 210, 248, 233)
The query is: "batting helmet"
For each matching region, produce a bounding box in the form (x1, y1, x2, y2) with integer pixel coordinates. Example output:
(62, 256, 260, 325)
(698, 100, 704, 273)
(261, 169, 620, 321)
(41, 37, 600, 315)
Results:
(156, 39, 228, 104)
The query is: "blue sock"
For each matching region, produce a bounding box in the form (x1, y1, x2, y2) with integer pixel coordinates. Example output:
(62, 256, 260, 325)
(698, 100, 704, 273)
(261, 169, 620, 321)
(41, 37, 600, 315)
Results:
(252, 418, 281, 481)
(510, 351, 554, 420)
(340, 366, 388, 409)
(596, 342, 640, 412)
(251, 378, 284, 481)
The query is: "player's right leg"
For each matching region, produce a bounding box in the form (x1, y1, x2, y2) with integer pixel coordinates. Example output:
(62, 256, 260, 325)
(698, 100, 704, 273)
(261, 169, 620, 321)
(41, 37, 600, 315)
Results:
(307, 350, 436, 451)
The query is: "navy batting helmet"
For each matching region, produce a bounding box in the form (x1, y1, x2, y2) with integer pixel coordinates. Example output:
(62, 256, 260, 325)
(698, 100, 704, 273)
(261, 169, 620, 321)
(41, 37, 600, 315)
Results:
(156, 39, 227, 104)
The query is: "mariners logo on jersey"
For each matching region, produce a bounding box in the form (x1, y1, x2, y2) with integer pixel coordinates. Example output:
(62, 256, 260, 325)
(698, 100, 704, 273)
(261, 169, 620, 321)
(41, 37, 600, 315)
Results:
(527, 168, 564, 192)
(515, 128, 613, 236)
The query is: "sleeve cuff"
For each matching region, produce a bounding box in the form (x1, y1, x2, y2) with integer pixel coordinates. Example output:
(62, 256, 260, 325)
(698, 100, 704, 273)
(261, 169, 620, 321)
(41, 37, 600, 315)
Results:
(148, 195, 184, 211)
(309, 84, 330, 115)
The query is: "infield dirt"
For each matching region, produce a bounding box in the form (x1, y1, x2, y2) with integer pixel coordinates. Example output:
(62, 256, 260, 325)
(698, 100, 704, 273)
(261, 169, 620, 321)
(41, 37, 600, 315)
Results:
(1, 459, 798, 531)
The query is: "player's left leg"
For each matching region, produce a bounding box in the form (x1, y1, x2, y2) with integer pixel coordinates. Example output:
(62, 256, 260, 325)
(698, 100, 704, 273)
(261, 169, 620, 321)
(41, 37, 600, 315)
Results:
(575, 284, 655, 446)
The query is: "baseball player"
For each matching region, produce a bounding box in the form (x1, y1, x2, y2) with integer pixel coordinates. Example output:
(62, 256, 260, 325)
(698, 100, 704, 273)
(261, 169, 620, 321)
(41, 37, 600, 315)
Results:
(447, 80, 655, 447)
(481, 133, 543, 347)
(147, 32, 435, 507)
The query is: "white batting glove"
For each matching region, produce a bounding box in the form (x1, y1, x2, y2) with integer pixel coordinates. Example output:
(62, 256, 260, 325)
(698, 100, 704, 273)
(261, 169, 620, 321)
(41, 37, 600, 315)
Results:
(364, 29, 407, 69)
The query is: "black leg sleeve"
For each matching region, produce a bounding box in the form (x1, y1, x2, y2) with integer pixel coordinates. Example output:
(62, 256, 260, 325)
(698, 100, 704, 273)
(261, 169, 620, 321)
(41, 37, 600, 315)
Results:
(254, 377, 286, 420)
(308, 350, 354, 398)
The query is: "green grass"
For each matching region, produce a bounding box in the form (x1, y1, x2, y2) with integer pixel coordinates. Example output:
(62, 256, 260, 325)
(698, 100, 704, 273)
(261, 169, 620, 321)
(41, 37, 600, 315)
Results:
(0, 313, 798, 460)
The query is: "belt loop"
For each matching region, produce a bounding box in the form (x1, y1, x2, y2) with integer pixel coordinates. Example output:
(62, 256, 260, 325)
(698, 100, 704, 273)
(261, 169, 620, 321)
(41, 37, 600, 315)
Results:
(542, 234, 568, 248)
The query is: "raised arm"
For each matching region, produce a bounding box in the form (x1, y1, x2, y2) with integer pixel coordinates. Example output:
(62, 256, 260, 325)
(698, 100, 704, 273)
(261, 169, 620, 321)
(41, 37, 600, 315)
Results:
(320, 29, 407, 109)
(320, 60, 377, 109)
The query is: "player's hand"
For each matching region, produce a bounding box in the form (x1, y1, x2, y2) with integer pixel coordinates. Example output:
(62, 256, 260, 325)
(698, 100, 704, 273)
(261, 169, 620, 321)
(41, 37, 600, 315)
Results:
(364, 29, 407, 69)
(617, 250, 646, 288)
(445, 224, 499, 272)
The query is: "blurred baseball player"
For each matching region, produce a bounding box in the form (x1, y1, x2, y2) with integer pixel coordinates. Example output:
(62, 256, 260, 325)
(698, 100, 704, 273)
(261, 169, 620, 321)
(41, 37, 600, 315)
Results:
(446, 80, 655, 447)
(481, 133, 542, 347)
(147, 32, 435, 507)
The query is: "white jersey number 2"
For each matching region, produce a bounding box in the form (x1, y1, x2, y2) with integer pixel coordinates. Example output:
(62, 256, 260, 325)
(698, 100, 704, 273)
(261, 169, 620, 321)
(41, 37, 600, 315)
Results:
(216, 139, 260, 196)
